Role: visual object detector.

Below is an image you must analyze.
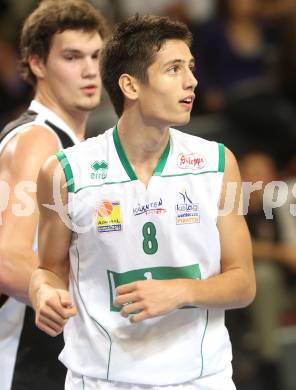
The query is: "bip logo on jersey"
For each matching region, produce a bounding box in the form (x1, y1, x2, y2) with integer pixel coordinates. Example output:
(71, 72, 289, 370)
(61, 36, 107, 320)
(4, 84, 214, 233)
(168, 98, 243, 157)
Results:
(96, 201, 121, 232)
(175, 189, 200, 225)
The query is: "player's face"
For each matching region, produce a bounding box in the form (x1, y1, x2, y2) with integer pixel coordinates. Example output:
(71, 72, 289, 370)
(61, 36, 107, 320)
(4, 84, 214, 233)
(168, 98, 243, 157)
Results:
(137, 39, 197, 127)
(42, 29, 103, 113)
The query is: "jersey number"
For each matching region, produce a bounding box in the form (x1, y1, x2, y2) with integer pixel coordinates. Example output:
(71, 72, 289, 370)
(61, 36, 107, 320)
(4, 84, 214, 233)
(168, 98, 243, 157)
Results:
(142, 222, 158, 255)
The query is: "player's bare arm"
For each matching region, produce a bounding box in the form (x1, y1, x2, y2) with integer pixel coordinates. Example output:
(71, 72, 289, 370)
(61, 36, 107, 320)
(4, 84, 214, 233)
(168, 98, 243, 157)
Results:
(0, 126, 61, 304)
(185, 147, 256, 307)
(29, 156, 76, 336)
(115, 148, 256, 323)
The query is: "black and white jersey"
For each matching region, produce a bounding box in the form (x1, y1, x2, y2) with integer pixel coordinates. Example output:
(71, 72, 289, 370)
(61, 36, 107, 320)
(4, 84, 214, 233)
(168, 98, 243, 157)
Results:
(0, 100, 79, 390)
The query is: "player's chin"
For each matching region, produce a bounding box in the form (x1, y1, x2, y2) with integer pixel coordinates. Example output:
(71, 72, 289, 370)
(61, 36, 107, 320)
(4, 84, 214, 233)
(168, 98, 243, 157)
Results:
(172, 113, 191, 127)
(76, 98, 100, 112)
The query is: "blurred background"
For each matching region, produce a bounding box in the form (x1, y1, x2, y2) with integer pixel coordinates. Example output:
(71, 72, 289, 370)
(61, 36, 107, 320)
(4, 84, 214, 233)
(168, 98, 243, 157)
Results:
(0, 0, 296, 389)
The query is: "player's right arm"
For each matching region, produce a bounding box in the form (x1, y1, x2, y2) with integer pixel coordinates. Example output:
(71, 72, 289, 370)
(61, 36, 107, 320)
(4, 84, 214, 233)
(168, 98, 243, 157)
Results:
(29, 155, 76, 337)
(0, 126, 60, 303)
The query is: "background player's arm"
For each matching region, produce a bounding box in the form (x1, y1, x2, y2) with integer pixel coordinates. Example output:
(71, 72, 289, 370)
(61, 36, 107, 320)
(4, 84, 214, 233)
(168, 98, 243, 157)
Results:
(0, 126, 60, 304)
(115, 148, 256, 323)
(29, 156, 76, 336)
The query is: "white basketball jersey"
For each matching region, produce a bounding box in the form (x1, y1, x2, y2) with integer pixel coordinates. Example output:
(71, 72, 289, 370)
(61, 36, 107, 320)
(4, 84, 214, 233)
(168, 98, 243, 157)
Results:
(58, 127, 232, 385)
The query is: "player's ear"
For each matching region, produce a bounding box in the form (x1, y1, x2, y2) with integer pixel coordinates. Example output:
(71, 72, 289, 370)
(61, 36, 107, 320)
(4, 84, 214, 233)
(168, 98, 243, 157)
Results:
(118, 74, 139, 101)
(28, 55, 46, 80)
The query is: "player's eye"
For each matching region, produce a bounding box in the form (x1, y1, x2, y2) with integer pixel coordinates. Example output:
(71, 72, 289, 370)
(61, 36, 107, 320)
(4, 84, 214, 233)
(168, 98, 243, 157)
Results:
(92, 53, 100, 60)
(64, 54, 80, 61)
(167, 65, 179, 74)
(189, 64, 196, 73)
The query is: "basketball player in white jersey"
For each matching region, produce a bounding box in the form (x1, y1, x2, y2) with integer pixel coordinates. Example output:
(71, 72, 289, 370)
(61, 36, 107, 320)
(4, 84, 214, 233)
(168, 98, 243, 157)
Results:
(30, 15, 256, 390)
(0, 1, 108, 389)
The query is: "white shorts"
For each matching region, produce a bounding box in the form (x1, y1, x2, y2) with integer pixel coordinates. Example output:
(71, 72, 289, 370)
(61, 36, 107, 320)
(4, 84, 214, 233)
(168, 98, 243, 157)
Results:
(65, 365, 236, 390)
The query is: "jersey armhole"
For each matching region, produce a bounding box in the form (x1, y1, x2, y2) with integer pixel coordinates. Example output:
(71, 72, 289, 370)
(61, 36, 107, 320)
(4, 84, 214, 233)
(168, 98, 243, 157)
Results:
(56, 151, 75, 193)
(218, 143, 225, 173)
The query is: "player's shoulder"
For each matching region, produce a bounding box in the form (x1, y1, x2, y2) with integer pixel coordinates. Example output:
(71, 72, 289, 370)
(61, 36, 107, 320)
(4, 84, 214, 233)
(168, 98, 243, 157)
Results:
(4, 124, 60, 160)
(167, 128, 225, 174)
(223, 146, 240, 180)
(169, 127, 221, 148)
(19, 124, 59, 141)
(169, 127, 223, 160)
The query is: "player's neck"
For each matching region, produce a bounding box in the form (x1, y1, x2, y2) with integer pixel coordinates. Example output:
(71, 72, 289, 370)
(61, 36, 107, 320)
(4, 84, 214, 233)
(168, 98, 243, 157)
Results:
(34, 93, 88, 141)
(116, 113, 170, 186)
(117, 113, 170, 165)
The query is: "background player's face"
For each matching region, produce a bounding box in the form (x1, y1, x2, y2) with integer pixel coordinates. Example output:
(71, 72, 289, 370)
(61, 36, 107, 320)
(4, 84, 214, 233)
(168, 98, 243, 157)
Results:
(137, 39, 197, 127)
(41, 29, 103, 113)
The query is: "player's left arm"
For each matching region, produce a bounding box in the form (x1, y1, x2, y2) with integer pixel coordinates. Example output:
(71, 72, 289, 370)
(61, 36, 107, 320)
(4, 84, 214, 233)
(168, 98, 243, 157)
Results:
(200, 147, 256, 307)
(115, 147, 256, 323)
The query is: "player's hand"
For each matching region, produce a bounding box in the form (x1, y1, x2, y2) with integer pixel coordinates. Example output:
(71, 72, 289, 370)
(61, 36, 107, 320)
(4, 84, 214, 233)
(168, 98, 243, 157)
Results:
(114, 279, 187, 323)
(34, 285, 77, 336)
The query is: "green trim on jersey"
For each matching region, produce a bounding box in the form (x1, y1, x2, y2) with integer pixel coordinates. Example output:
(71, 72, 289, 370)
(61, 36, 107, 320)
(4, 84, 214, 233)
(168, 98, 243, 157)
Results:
(162, 170, 222, 179)
(74, 171, 222, 194)
(113, 126, 170, 179)
(74, 179, 132, 194)
(153, 140, 170, 176)
(199, 309, 209, 377)
(113, 126, 137, 180)
(56, 150, 75, 193)
(218, 143, 225, 172)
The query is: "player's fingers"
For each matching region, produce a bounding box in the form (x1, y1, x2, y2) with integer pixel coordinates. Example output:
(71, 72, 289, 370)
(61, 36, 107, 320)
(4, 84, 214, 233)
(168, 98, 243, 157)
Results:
(44, 300, 68, 320)
(39, 305, 67, 326)
(120, 302, 143, 318)
(114, 293, 136, 307)
(37, 320, 63, 337)
(60, 302, 77, 318)
(116, 282, 137, 295)
(38, 314, 66, 334)
(58, 289, 73, 308)
(66, 305, 77, 317)
(129, 310, 148, 324)
(58, 290, 77, 317)
(46, 298, 74, 319)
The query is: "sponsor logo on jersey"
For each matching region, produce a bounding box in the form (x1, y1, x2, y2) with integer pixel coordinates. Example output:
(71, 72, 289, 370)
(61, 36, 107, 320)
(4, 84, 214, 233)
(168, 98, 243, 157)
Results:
(177, 152, 206, 170)
(107, 264, 201, 311)
(133, 198, 166, 216)
(96, 200, 121, 232)
(175, 189, 200, 224)
(90, 160, 108, 179)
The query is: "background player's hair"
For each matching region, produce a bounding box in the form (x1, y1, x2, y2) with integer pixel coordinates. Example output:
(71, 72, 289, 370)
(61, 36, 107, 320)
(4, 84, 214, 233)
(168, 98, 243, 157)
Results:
(19, 0, 108, 87)
(100, 14, 192, 117)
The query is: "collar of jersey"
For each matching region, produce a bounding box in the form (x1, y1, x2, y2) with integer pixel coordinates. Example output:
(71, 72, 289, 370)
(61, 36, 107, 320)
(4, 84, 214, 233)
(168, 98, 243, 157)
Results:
(112, 125, 170, 181)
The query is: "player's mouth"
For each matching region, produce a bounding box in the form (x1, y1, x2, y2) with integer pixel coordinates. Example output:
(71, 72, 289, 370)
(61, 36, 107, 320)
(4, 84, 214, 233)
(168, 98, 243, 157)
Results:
(179, 94, 195, 110)
(81, 85, 98, 95)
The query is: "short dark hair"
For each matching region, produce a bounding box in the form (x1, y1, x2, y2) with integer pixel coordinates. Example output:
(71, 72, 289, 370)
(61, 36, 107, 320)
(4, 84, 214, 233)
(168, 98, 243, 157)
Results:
(19, 0, 109, 86)
(100, 14, 192, 117)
